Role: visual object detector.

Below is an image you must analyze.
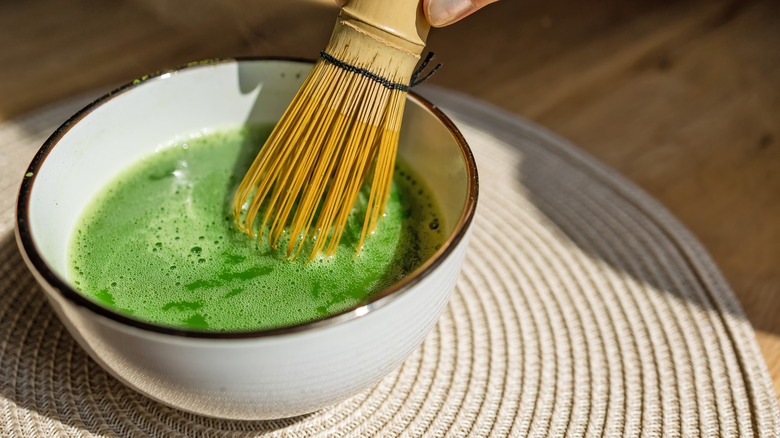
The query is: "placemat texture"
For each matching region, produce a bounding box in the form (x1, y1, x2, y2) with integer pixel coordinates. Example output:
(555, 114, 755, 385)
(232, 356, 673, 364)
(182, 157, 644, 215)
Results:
(1, 87, 778, 437)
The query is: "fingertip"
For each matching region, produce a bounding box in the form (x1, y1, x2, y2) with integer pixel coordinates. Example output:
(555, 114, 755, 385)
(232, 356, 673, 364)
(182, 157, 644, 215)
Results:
(426, 0, 474, 27)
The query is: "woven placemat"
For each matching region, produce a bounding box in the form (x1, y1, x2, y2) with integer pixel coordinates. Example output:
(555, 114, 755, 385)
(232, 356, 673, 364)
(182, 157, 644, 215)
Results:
(1, 87, 778, 437)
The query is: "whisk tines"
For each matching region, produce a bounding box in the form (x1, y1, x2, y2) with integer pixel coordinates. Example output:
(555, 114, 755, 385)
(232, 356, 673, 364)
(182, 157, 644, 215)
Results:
(232, 2, 430, 261)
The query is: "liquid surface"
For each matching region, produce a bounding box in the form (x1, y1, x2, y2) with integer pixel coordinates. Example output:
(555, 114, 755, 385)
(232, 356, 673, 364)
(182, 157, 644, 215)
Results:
(69, 126, 445, 332)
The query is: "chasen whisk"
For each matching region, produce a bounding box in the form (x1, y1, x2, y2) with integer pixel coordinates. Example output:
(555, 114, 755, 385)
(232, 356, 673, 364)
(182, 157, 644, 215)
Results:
(232, 0, 439, 260)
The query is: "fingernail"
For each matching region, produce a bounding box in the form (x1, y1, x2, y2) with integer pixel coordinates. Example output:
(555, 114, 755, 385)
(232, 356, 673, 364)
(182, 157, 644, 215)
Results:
(427, 0, 473, 27)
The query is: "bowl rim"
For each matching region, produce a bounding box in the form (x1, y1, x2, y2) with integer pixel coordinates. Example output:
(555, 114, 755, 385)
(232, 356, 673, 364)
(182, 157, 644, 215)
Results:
(15, 56, 479, 339)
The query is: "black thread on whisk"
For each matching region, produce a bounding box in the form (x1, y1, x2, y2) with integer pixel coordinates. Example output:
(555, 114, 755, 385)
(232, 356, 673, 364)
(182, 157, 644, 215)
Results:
(319, 51, 442, 92)
(410, 52, 442, 87)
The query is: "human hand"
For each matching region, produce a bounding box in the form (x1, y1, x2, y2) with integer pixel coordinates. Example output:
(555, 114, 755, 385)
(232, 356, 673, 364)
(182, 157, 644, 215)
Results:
(424, 0, 498, 27)
(334, 0, 498, 27)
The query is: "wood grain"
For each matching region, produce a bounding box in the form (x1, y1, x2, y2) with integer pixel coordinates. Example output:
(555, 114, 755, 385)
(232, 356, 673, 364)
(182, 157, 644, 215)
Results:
(1, 0, 778, 399)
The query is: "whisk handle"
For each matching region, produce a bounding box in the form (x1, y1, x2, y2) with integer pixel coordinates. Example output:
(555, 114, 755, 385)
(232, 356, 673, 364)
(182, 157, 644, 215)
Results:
(340, 0, 430, 54)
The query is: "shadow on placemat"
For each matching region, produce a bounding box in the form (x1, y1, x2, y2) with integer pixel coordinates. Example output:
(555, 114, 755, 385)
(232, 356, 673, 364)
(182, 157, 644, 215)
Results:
(517, 136, 743, 319)
(0, 232, 313, 436)
(419, 86, 747, 325)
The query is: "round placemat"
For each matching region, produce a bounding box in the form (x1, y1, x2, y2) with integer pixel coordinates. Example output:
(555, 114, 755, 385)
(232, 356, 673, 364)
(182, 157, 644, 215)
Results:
(1, 87, 778, 437)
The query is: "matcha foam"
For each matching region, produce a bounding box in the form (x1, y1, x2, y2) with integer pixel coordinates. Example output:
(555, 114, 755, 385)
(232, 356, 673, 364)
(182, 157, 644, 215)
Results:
(69, 125, 445, 332)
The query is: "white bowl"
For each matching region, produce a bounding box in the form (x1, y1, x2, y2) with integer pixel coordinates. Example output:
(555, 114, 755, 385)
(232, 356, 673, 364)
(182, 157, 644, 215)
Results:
(15, 58, 478, 420)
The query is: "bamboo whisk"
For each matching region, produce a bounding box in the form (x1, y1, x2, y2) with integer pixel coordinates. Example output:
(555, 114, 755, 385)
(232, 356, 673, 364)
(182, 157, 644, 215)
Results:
(232, 0, 433, 260)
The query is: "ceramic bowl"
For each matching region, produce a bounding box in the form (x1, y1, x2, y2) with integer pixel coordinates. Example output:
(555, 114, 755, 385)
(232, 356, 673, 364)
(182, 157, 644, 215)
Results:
(15, 58, 478, 420)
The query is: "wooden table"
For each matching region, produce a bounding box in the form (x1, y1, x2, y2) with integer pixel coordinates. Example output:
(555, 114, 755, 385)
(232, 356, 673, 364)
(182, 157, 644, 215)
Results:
(3, 0, 778, 400)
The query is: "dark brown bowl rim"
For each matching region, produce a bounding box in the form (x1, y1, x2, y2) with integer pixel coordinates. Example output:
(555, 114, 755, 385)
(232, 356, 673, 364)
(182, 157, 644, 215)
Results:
(15, 57, 479, 339)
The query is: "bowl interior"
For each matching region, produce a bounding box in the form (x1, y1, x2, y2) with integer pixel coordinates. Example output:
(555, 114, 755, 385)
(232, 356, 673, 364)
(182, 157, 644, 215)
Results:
(22, 59, 475, 324)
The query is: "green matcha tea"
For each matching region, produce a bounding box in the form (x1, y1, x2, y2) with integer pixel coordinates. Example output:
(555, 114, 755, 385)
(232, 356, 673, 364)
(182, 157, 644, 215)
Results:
(68, 126, 445, 332)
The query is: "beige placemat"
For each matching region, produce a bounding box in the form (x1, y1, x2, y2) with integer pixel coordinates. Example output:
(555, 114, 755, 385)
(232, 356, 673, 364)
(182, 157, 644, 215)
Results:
(1, 87, 778, 437)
